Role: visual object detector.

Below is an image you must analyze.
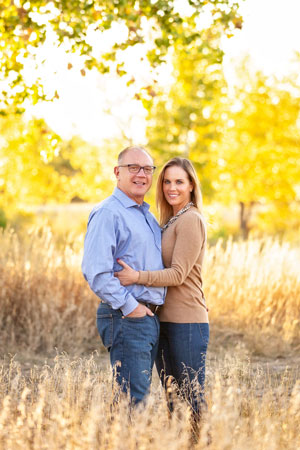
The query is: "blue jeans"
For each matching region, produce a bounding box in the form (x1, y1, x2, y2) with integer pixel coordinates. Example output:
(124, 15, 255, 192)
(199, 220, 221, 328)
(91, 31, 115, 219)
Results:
(97, 302, 160, 404)
(156, 322, 209, 416)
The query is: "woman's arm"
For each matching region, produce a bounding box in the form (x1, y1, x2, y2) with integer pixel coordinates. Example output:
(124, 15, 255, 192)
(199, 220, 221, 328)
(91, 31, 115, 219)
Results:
(115, 212, 206, 287)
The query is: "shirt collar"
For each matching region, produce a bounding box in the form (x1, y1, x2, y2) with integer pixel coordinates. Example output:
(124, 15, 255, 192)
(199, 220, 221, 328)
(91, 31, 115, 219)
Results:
(113, 187, 150, 212)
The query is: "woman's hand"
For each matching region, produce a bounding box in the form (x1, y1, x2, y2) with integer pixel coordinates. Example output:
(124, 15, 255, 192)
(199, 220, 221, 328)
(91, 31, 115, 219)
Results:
(114, 259, 139, 286)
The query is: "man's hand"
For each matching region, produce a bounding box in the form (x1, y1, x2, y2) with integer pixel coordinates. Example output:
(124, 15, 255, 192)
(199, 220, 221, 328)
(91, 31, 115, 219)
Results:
(125, 303, 154, 318)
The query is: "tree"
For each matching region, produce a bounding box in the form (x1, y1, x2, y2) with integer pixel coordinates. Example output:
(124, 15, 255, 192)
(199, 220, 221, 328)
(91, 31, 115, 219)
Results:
(0, 0, 241, 113)
(0, 115, 63, 210)
(212, 66, 300, 238)
(0, 115, 119, 213)
(146, 23, 228, 200)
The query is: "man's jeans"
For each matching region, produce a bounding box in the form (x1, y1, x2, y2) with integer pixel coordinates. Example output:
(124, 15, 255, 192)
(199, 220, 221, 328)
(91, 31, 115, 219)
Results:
(97, 302, 160, 404)
(156, 322, 209, 415)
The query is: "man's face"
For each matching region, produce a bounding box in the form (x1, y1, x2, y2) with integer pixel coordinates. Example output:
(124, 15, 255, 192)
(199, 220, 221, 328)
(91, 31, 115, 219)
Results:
(114, 149, 154, 204)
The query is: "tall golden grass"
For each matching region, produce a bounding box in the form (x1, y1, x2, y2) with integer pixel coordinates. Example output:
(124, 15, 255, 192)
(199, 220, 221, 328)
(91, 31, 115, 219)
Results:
(0, 353, 299, 449)
(1, 227, 300, 448)
(205, 238, 300, 355)
(0, 227, 97, 354)
(1, 227, 299, 355)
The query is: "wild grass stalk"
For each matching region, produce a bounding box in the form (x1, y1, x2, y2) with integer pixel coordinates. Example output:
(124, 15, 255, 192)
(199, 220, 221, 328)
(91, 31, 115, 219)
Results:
(0, 227, 97, 354)
(205, 238, 300, 354)
(0, 354, 298, 449)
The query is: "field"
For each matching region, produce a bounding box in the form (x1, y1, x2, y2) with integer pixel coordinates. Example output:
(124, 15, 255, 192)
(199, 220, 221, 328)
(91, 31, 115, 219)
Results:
(0, 228, 299, 449)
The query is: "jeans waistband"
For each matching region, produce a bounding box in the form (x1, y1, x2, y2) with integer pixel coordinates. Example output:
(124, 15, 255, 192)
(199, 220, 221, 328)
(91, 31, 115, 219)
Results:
(137, 300, 161, 314)
(99, 300, 162, 315)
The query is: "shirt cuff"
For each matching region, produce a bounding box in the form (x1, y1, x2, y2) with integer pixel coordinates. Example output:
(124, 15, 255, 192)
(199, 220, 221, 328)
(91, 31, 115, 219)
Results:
(138, 270, 149, 285)
(120, 297, 139, 316)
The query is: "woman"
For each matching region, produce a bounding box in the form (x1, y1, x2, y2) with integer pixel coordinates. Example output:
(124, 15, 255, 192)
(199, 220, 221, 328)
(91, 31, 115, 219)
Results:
(115, 157, 209, 424)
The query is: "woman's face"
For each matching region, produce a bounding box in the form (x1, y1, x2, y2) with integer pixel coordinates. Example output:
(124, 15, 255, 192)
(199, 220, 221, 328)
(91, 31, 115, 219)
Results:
(163, 165, 193, 215)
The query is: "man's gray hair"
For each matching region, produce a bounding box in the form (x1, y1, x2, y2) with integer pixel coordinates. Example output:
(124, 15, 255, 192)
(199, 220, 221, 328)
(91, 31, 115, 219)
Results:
(117, 146, 153, 164)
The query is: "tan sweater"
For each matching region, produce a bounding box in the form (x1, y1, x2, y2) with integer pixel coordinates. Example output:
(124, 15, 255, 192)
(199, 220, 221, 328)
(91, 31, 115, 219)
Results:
(138, 207, 209, 323)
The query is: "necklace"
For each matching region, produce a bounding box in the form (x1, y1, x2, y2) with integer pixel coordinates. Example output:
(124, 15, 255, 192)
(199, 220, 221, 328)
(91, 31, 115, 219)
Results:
(162, 202, 194, 232)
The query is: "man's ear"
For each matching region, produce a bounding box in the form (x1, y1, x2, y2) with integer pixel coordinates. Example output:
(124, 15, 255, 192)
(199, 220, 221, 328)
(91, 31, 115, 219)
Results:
(114, 166, 120, 179)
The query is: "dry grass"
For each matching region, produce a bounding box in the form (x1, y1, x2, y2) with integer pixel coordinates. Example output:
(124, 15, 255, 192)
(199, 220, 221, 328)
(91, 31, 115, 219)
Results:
(204, 238, 300, 355)
(0, 353, 299, 449)
(1, 227, 299, 355)
(0, 227, 300, 448)
(0, 227, 98, 354)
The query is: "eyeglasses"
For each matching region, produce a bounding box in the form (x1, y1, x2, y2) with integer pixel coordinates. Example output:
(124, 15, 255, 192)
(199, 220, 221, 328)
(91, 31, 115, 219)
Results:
(118, 164, 156, 175)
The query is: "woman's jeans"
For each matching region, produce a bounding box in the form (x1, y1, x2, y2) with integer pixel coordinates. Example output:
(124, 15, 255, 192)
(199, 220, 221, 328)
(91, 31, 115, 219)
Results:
(97, 302, 160, 404)
(156, 322, 209, 416)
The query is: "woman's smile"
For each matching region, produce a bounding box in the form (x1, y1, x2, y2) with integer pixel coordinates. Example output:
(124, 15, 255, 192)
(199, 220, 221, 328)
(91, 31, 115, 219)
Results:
(163, 166, 193, 215)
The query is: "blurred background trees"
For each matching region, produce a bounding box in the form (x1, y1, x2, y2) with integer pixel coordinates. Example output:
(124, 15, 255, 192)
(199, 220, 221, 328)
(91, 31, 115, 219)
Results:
(1, 0, 300, 240)
(211, 64, 300, 239)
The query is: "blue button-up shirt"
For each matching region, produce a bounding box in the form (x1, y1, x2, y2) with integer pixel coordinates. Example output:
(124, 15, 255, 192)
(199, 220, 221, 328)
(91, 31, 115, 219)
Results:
(82, 187, 166, 316)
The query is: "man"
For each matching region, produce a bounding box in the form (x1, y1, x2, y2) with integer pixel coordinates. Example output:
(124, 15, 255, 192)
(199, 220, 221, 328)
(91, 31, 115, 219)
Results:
(82, 146, 165, 404)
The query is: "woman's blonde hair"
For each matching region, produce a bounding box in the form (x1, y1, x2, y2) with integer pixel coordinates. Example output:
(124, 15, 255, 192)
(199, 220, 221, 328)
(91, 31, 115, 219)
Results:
(156, 157, 203, 226)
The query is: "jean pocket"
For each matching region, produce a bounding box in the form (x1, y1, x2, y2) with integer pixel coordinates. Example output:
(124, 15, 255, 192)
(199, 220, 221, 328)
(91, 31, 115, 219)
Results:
(97, 313, 113, 349)
(123, 315, 148, 322)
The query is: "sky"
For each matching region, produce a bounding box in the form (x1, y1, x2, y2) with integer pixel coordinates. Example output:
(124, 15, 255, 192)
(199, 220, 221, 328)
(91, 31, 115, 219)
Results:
(31, 0, 300, 146)
(222, 0, 300, 82)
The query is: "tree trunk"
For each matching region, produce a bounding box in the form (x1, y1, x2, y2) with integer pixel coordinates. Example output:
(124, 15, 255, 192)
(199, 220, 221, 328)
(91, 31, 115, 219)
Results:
(239, 201, 255, 240)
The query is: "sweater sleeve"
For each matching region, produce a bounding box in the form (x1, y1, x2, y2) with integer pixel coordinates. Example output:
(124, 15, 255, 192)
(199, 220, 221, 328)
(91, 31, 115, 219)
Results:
(138, 211, 206, 287)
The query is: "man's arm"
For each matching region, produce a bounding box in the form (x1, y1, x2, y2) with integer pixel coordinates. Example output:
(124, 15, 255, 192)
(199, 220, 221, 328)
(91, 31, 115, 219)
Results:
(81, 207, 140, 316)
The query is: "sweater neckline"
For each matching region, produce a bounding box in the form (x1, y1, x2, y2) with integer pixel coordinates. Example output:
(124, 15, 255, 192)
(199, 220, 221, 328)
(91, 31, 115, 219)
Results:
(162, 202, 194, 232)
